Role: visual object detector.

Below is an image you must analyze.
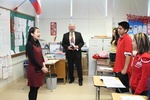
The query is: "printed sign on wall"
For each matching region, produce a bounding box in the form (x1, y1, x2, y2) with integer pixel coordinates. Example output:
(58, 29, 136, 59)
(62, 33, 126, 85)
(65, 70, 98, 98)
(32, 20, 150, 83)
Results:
(148, 17, 150, 35)
(50, 22, 57, 36)
(127, 14, 148, 34)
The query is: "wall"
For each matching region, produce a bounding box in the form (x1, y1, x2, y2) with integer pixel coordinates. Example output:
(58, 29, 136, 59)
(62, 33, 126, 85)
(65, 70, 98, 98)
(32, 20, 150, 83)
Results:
(0, 0, 35, 92)
(38, 0, 148, 46)
(39, 0, 108, 46)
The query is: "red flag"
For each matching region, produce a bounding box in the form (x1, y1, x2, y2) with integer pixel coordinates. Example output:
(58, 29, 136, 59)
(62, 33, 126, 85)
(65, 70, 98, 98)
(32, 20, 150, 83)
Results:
(29, 0, 42, 15)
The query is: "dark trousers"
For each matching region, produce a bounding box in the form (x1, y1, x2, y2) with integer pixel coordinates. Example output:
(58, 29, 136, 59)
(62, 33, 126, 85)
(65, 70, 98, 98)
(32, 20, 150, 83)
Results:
(109, 53, 116, 62)
(148, 77, 150, 100)
(115, 72, 129, 93)
(67, 51, 83, 82)
(28, 86, 39, 100)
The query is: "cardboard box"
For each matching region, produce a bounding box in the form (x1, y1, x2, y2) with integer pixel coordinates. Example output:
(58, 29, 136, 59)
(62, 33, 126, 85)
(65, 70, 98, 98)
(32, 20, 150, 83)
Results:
(82, 54, 88, 70)
(74, 69, 88, 78)
(73, 52, 88, 78)
(83, 69, 88, 75)
(74, 69, 78, 78)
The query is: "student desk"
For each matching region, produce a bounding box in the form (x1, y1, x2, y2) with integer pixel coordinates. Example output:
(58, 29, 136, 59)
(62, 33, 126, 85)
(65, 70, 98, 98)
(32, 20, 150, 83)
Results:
(111, 93, 148, 100)
(93, 76, 105, 100)
(93, 76, 124, 100)
(46, 59, 66, 84)
(45, 59, 59, 72)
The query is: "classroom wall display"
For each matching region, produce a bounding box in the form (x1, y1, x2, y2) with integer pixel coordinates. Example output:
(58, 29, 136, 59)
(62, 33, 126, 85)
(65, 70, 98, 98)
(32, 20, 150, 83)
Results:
(0, 8, 11, 56)
(10, 11, 35, 54)
(0, 8, 14, 79)
(50, 22, 57, 36)
(0, 55, 12, 79)
(148, 17, 150, 35)
(126, 14, 149, 35)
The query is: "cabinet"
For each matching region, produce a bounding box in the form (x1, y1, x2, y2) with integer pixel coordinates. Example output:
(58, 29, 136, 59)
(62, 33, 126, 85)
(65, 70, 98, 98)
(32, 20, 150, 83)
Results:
(39, 39, 50, 56)
(88, 38, 111, 76)
(50, 59, 66, 84)
(82, 52, 88, 75)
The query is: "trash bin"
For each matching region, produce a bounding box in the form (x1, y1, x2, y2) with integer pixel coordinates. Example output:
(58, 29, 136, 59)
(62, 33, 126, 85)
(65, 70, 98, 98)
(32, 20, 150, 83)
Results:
(23, 60, 28, 78)
(46, 74, 57, 90)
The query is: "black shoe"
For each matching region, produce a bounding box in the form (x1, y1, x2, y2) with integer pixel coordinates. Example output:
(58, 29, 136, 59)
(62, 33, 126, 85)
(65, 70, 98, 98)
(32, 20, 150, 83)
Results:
(79, 82, 83, 86)
(69, 80, 74, 84)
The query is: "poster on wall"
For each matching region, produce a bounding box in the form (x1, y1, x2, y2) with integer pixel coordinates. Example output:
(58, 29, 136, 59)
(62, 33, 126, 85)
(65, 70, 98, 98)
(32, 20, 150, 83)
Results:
(127, 14, 148, 35)
(50, 22, 57, 36)
(0, 8, 11, 56)
(148, 17, 150, 35)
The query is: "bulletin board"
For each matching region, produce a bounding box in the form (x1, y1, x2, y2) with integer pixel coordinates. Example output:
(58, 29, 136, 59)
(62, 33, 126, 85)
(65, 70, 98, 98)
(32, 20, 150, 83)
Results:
(10, 11, 35, 54)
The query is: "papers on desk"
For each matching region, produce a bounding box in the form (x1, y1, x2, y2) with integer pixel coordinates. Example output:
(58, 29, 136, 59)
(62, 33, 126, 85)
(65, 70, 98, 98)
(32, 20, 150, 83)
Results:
(45, 60, 59, 65)
(98, 66, 113, 71)
(120, 96, 145, 100)
(100, 76, 125, 88)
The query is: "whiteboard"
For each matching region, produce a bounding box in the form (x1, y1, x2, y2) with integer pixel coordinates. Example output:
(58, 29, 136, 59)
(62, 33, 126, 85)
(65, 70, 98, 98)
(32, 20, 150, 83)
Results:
(0, 8, 10, 56)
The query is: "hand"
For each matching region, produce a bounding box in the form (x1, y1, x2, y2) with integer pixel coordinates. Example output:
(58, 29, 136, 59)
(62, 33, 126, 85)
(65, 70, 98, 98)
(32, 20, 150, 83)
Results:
(121, 68, 127, 75)
(41, 67, 48, 73)
(74, 45, 79, 50)
(68, 46, 74, 50)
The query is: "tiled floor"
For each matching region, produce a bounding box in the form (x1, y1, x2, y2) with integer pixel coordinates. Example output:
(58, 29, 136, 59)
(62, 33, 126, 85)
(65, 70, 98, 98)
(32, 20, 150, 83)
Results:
(0, 76, 115, 100)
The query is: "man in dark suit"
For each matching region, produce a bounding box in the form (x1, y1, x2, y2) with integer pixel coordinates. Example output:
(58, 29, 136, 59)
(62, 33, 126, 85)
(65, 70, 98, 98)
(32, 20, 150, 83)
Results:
(62, 24, 84, 86)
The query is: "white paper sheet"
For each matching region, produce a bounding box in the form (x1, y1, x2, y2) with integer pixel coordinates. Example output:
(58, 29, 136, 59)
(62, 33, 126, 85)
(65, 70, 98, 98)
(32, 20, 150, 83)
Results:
(0, 58, 2, 78)
(100, 76, 125, 88)
(120, 96, 145, 100)
(99, 66, 113, 71)
(49, 42, 61, 53)
(15, 46, 20, 53)
(0, 8, 10, 56)
(8, 65, 12, 76)
(2, 67, 8, 79)
(28, 20, 34, 27)
(45, 60, 59, 65)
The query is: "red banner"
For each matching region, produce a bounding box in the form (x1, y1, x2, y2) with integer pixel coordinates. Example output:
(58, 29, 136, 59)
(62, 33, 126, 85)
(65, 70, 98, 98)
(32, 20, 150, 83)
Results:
(126, 14, 148, 23)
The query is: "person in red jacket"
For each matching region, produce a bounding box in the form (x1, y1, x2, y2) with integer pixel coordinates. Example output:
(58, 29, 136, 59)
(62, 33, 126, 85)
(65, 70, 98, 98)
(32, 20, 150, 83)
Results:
(130, 32, 150, 96)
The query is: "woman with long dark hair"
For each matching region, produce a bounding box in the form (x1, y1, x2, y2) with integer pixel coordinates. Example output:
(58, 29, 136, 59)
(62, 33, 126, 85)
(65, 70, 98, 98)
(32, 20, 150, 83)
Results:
(109, 28, 120, 62)
(26, 27, 48, 100)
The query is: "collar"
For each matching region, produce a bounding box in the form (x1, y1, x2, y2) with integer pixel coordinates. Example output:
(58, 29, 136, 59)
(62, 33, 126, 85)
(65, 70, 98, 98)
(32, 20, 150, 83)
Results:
(119, 33, 128, 40)
(70, 32, 75, 34)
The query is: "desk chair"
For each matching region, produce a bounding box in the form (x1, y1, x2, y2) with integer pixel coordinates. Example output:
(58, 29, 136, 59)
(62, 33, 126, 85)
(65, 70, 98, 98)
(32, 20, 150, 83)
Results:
(22, 59, 28, 90)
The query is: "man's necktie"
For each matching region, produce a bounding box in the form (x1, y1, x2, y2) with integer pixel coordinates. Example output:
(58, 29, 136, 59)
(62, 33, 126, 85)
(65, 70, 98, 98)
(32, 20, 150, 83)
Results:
(71, 33, 74, 44)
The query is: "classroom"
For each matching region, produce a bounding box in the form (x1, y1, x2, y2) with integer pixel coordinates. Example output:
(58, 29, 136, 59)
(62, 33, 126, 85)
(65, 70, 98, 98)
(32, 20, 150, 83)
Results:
(0, 0, 150, 100)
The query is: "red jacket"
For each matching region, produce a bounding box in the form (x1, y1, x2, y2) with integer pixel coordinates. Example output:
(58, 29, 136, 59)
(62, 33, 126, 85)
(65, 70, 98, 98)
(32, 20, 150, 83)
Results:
(130, 52, 150, 95)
